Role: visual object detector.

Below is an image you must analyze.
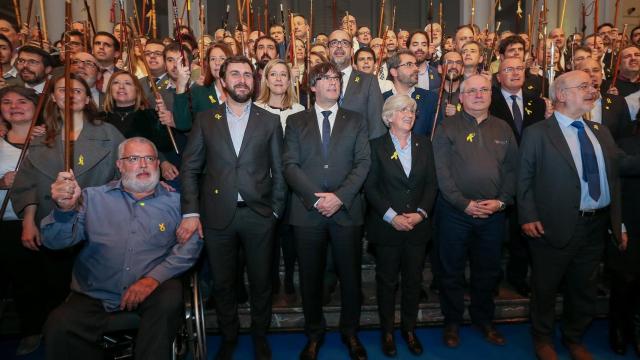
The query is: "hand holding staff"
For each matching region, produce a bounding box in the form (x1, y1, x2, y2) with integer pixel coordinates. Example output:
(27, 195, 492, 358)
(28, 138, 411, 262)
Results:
(64, 0, 73, 171)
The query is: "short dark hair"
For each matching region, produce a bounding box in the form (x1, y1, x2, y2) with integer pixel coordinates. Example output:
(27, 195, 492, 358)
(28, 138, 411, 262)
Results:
(93, 31, 121, 51)
(163, 42, 193, 63)
(574, 45, 592, 54)
(253, 36, 277, 54)
(17, 45, 53, 68)
(354, 47, 376, 63)
(308, 62, 341, 88)
(144, 38, 165, 48)
(596, 23, 614, 32)
(219, 55, 255, 80)
(0, 17, 17, 32)
(407, 31, 431, 46)
(632, 25, 640, 36)
(0, 33, 11, 47)
(0, 86, 39, 106)
(498, 35, 525, 55)
(387, 49, 414, 69)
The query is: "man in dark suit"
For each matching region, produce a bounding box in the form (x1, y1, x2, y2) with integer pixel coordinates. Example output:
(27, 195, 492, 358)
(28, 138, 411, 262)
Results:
(328, 29, 386, 140)
(177, 56, 286, 360)
(518, 70, 640, 360)
(578, 58, 634, 142)
(408, 31, 442, 91)
(283, 62, 371, 360)
(382, 50, 438, 137)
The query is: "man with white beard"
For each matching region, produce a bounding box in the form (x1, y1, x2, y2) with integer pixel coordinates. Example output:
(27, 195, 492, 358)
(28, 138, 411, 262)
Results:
(41, 137, 202, 360)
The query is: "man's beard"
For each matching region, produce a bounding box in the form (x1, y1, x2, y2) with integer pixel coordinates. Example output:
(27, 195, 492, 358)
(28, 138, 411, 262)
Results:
(121, 169, 160, 193)
(446, 71, 462, 82)
(226, 83, 254, 103)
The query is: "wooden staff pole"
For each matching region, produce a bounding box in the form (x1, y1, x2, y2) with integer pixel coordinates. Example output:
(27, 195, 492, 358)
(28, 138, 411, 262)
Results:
(12, 0, 22, 29)
(378, 0, 386, 38)
(199, 2, 205, 68)
(309, 0, 313, 39)
(141, 0, 147, 36)
(64, 0, 73, 172)
(610, 24, 628, 90)
(374, 26, 389, 76)
(152, 0, 157, 38)
(430, 63, 448, 141)
(246, 0, 252, 34)
(0, 77, 52, 220)
(39, 0, 48, 43)
(264, 0, 269, 34)
(470, 0, 476, 31)
(593, 0, 599, 34)
(559, 0, 567, 29)
(26, 0, 35, 29)
(613, 0, 621, 29)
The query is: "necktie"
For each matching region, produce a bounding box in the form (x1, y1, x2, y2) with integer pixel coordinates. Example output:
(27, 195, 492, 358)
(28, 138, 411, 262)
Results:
(571, 121, 601, 201)
(321, 111, 332, 159)
(95, 68, 108, 93)
(510, 95, 523, 134)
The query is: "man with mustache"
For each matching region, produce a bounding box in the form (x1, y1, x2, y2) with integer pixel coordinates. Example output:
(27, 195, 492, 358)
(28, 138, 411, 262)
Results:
(70, 52, 104, 109)
(518, 70, 640, 360)
(328, 29, 386, 139)
(408, 31, 441, 91)
(383, 50, 437, 137)
(41, 137, 202, 360)
(253, 36, 278, 63)
(15, 46, 52, 94)
(435, 51, 464, 120)
(178, 56, 286, 360)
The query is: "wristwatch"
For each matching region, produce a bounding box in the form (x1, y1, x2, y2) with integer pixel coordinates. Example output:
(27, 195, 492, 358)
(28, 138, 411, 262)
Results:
(497, 201, 506, 211)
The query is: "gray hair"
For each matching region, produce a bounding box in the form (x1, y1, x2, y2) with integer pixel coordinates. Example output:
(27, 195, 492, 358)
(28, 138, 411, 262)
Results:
(381, 94, 417, 127)
(549, 71, 576, 103)
(117, 137, 159, 158)
(459, 73, 491, 94)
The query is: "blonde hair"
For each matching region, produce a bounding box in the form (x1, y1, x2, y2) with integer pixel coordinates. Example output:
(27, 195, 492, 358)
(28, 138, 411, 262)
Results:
(256, 59, 298, 108)
(103, 71, 148, 113)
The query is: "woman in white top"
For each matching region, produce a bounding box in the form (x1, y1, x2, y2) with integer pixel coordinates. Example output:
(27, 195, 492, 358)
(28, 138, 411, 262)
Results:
(254, 59, 304, 303)
(255, 59, 305, 131)
(0, 86, 49, 355)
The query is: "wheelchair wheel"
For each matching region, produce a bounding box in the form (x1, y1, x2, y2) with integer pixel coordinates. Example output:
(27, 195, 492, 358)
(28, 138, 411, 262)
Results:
(183, 272, 207, 360)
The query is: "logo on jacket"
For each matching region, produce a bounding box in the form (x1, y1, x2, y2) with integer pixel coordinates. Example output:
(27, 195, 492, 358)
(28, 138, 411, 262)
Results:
(78, 155, 85, 166)
(209, 95, 217, 104)
(466, 132, 476, 142)
(390, 151, 399, 160)
(214, 113, 222, 120)
(159, 223, 166, 232)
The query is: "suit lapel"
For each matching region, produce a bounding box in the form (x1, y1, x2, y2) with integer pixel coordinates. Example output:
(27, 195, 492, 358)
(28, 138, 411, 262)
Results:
(585, 120, 613, 179)
(238, 106, 259, 158)
(327, 109, 347, 159)
(69, 123, 109, 177)
(383, 133, 408, 180)
(546, 116, 579, 176)
(213, 107, 238, 158)
(342, 70, 361, 103)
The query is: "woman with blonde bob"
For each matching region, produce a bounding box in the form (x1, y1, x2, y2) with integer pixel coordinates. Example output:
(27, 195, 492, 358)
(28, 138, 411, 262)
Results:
(255, 58, 305, 131)
(364, 94, 438, 357)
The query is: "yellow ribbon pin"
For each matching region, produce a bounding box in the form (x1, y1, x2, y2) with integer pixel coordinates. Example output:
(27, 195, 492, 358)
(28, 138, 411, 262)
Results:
(415, 94, 421, 100)
(214, 113, 222, 120)
(525, 108, 532, 115)
(527, 85, 534, 90)
(159, 223, 166, 232)
(354, 76, 360, 83)
(456, 103, 462, 112)
(606, 98, 612, 104)
(78, 155, 84, 166)
(429, 73, 434, 80)
(214, 189, 219, 194)
(594, 124, 599, 130)
(209, 95, 217, 104)
(466, 132, 476, 142)
(390, 151, 399, 160)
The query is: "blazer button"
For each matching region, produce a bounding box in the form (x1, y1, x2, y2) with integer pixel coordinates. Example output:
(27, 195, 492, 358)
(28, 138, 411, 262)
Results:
(406, 204, 411, 209)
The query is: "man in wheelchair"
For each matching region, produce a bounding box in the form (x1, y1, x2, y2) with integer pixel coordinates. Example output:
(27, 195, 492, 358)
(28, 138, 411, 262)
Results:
(40, 137, 203, 360)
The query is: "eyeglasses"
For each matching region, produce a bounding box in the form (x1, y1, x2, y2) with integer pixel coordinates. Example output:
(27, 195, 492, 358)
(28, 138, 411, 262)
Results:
(357, 31, 371, 36)
(144, 51, 163, 58)
(119, 155, 157, 163)
(317, 75, 341, 82)
(397, 62, 417, 68)
(71, 59, 98, 69)
(328, 39, 352, 48)
(461, 87, 491, 95)
(16, 58, 42, 66)
(502, 66, 525, 73)
(561, 83, 594, 92)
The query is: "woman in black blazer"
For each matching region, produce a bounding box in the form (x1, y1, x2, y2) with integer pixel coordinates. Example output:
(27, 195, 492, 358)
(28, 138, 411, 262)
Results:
(364, 94, 438, 357)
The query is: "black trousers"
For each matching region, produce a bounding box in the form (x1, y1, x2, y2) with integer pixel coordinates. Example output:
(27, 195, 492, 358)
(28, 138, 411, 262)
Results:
(294, 222, 362, 340)
(375, 240, 426, 333)
(43, 278, 183, 360)
(437, 198, 505, 326)
(203, 207, 275, 340)
(271, 221, 297, 294)
(529, 212, 607, 343)
(505, 206, 531, 286)
(608, 270, 640, 339)
(0, 220, 48, 336)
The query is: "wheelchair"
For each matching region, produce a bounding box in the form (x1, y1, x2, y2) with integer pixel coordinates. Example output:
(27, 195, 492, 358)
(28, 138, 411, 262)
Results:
(100, 271, 207, 360)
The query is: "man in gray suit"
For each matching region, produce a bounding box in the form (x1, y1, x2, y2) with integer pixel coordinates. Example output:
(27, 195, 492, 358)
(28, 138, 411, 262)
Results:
(328, 29, 386, 140)
(284, 62, 371, 360)
(177, 56, 286, 360)
(518, 70, 640, 360)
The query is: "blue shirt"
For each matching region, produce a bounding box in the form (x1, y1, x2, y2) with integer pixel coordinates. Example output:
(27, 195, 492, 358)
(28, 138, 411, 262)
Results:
(226, 103, 252, 201)
(554, 111, 611, 210)
(41, 181, 203, 312)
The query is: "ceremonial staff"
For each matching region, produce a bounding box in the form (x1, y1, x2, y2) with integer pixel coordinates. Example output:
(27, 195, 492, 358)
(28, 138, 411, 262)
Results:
(141, 0, 147, 37)
(171, 0, 189, 67)
(264, 0, 269, 34)
(289, 12, 300, 101)
(390, 2, 396, 33)
(378, 0, 386, 38)
(35, 16, 44, 49)
(0, 78, 51, 220)
(431, 63, 448, 141)
(151, 0, 157, 38)
(483, 21, 501, 72)
(236, 0, 248, 57)
(438, 2, 443, 33)
(26, 0, 35, 31)
(64, 0, 73, 171)
(12, 0, 22, 31)
(593, 0, 599, 34)
(613, 0, 621, 29)
(470, 0, 475, 33)
(130, 18, 180, 155)
(559, 0, 567, 29)
(83, 0, 97, 36)
(427, 0, 433, 41)
(246, 0, 252, 34)
(199, 1, 205, 68)
(609, 24, 628, 92)
(539, 1, 548, 98)
(309, 0, 314, 39)
(374, 26, 389, 76)
(223, 4, 230, 31)
(39, 0, 49, 44)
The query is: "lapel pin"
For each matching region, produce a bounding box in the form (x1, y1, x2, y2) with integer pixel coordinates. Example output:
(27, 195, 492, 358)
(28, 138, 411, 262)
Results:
(525, 108, 532, 115)
(209, 95, 217, 104)
(527, 85, 534, 90)
(466, 132, 476, 142)
(456, 103, 462, 112)
(390, 151, 399, 160)
(593, 124, 599, 130)
(159, 223, 166, 232)
(214, 113, 222, 120)
(606, 97, 612, 104)
(354, 75, 360, 83)
(415, 94, 421, 100)
(78, 155, 85, 166)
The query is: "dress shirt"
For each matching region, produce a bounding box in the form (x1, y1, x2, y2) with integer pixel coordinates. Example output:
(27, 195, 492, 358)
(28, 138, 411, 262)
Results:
(500, 88, 524, 120)
(226, 102, 252, 201)
(588, 97, 603, 124)
(314, 102, 339, 141)
(0, 137, 21, 220)
(624, 89, 639, 121)
(554, 111, 610, 210)
(391, 85, 416, 97)
(25, 80, 46, 94)
(340, 65, 353, 97)
(2, 66, 17, 79)
(40, 181, 203, 312)
(90, 87, 101, 107)
(100, 65, 117, 92)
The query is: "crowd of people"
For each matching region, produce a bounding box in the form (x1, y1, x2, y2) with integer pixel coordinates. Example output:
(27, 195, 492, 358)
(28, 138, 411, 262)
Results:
(0, 9, 639, 360)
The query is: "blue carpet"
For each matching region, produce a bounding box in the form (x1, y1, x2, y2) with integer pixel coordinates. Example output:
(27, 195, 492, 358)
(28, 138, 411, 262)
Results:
(1, 320, 637, 359)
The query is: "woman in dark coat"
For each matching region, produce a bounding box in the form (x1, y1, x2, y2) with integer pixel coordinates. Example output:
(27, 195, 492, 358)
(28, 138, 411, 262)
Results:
(364, 94, 438, 357)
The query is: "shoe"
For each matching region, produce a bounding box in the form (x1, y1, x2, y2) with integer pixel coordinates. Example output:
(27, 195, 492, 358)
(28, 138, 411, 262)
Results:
(562, 338, 593, 360)
(509, 282, 531, 297)
(533, 336, 558, 360)
(15, 334, 41, 356)
(609, 327, 627, 355)
(401, 330, 423, 355)
(443, 324, 460, 348)
(215, 340, 238, 360)
(253, 336, 271, 360)
(477, 324, 506, 346)
(299, 338, 323, 360)
(341, 335, 368, 360)
(381, 332, 397, 357)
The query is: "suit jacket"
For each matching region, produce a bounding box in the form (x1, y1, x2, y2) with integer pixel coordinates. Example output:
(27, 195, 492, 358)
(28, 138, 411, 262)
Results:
(489, 87, 546, 143)
(364, 133, 438, 246)
(340, 69, 386, 140)
(283, 107, 371, 227)
(173, 83, 219, 131)
(11, 121, 124, 223)
(598, 94, 634, 141)
(517, 114, 634, 248)
(382, 88, 438, 137)
(179, 103, 286, 229)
